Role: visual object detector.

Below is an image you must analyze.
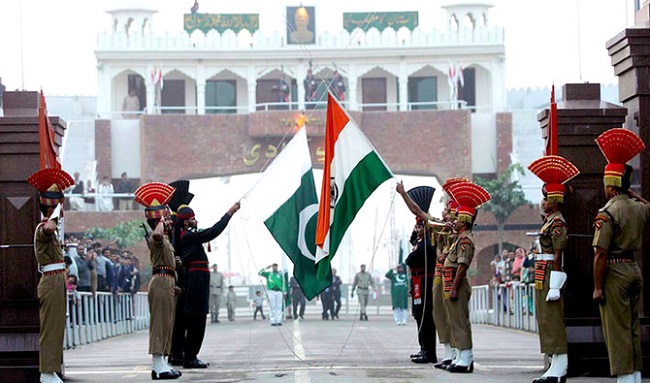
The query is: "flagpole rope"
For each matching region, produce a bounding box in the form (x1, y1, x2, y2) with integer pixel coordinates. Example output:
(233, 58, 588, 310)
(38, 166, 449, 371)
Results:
(232, 213, 322, 366)
(327, 185, 409, 369)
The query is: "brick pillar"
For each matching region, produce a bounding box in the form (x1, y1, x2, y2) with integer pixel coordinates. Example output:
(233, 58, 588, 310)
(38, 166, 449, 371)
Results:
(496, 112, 512, 174)
(608, 14, 650, 375)
(95, 119, 112, 179)
(538, 83, 627, 376)
(0, 91, 67, 382)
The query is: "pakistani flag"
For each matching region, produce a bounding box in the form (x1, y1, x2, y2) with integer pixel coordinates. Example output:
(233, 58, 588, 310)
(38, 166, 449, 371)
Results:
(244, 127, 332, 300)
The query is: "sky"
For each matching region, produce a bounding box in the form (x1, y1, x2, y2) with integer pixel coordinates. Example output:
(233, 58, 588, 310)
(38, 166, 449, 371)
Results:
(0, 0, 633, 96)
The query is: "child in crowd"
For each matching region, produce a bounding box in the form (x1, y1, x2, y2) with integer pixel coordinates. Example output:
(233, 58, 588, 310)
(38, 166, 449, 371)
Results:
(252, 290, 265, 320)
(226, 286, 237, 321)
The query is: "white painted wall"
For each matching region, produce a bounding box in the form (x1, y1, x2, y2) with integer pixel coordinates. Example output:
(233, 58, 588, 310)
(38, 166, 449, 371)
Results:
(471, 112, 497, 174)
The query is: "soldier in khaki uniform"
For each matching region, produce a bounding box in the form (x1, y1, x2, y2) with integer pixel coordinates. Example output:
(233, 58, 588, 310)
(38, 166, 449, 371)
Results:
(135, 182, 182, 380)
(593, 128, 649, 383)
(209, 264, 224, 323)
(528, 155, 580, 383)
(28, 168, 75, 383)
(434, 178, 468, 369)
(351, 264, 375, 321)
(443, 181, 491, 373)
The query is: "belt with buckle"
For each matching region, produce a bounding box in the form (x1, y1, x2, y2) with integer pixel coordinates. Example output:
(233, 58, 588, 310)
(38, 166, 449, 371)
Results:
(42, 262, 66, 276)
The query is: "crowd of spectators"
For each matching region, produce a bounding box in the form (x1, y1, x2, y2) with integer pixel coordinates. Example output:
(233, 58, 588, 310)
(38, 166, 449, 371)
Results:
(62, 234, 141, 302)
(65, 171, 136, 212)
(489, 245, 536, 286)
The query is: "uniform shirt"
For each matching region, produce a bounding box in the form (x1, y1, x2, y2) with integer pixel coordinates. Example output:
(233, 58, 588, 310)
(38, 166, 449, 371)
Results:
(352, 271, 375, 290)
(444, 231, 475, 269)
(35, 223, 63, 267)
(181, 213, 232, 264)
(259, 269, 284, 291)
(539, 211, 568, 254)
(210, 271, 224, 294)
(593, 194, 650, 254)
(150, 235, 175, 268)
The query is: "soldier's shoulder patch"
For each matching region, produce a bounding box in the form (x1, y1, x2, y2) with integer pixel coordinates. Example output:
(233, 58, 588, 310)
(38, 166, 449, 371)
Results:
(551, 218, 565, 228)
(552, 227, 563, 237)
(593, 213, 609, 230)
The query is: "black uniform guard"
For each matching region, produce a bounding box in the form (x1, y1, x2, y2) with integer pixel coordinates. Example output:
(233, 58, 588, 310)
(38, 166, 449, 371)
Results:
(166, 180, 194, 368)
(405, 217, 437, 364)
(177, 203, 239, 369)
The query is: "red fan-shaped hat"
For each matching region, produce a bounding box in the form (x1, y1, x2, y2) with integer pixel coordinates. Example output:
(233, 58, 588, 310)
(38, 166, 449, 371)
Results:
(447, 182, 491, 223)
(528, 155, 579, 203)
(134, 182, 176, 220)
(442, 177, 469, 214)
(27, 168, 75, 206)
(596, 128, 645, 187)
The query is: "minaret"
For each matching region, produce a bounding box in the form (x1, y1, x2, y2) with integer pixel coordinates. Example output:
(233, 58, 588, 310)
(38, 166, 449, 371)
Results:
(441, 1, 493, 31)
(106, 0, 158, 36)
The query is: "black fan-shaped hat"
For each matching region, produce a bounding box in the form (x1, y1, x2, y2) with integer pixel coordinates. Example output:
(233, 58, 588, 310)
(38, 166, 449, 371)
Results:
(406, 186, 436, 213)
(168, 180, 194, 212)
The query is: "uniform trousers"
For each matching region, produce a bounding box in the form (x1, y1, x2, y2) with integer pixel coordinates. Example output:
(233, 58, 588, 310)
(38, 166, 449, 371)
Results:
(600, 262, 643, 376)
(184, 312, 207, 361)
(444, 277, 472, 350)
(38, 273, 66, 372)
(169, 293, 186, 360)
(413, 276, 436, 356)
(358, 290, 370, 315)
(268, 290, 284, 324)
(535, 265, 567, 355)
(433, 277, 451, 344)
(209, 292, 221, 320)
(148, 275, 176, 355)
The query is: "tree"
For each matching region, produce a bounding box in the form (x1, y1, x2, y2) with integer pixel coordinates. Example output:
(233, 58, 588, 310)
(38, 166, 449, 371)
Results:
(475, 164, 528, 255)
(85, 220, 148, 249)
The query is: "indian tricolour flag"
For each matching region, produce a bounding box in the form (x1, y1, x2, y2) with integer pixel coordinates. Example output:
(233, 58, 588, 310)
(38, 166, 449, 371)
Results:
(315, 94, 394, 278)
(244, 126, 331, 300)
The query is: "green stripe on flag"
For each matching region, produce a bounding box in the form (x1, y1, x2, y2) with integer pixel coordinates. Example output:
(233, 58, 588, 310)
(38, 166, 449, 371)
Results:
(317, 151, 392, 279)
(264, 170, 332, 300)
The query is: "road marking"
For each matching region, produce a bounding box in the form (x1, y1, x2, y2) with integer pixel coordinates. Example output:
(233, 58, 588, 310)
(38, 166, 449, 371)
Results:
(293, 319, 310, 383)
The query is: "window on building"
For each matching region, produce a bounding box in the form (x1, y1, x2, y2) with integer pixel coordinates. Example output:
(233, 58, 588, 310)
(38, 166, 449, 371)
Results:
(205, 80, 236, 114)
(256, 79, 297, 110)
(458, 68, 476, 110)
(361, 78, 387, 111)
(408, 76, 437, 110)
(161, 80, 185, 114)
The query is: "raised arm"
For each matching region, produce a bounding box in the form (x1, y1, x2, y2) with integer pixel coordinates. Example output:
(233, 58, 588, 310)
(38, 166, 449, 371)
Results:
(396, 181, 428, 222)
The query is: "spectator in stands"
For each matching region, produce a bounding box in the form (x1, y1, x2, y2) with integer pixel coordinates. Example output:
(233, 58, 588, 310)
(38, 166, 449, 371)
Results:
(83, 180, 96, 211)
(74, 246, 95, 293)
(511, 248, 526, 281)
(116, 172, 134, 211)
(97, 176, 114, 212)
(96, 248, 112, 292)
(69, 172, 85, 211)
(122, 89, 140, 119)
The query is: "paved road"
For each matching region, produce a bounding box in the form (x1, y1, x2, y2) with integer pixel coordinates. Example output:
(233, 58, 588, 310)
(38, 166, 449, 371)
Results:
(64, 314, 632, 382)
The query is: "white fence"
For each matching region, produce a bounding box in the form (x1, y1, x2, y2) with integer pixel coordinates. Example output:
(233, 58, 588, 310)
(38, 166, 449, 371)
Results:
(64, 291, 149, 350)
(470, 283, 538, 333)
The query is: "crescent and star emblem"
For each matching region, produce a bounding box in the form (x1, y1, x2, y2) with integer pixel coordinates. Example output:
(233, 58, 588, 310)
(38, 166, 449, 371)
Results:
(297, 203, 319, 261)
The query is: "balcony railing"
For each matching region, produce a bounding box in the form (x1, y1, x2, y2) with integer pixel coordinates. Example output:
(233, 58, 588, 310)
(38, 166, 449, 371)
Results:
(106, 100, 470, 118)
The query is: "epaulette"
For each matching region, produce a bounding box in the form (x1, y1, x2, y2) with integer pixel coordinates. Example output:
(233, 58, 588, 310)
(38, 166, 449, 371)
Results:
(550, 217, 565, 228)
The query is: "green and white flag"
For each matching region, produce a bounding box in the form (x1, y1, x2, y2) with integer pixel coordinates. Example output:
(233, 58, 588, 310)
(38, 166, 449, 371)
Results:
(244, 127, 332, 300)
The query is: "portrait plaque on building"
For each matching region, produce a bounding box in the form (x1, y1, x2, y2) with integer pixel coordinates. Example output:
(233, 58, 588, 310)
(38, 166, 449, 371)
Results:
(287, 6, 316, 45)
